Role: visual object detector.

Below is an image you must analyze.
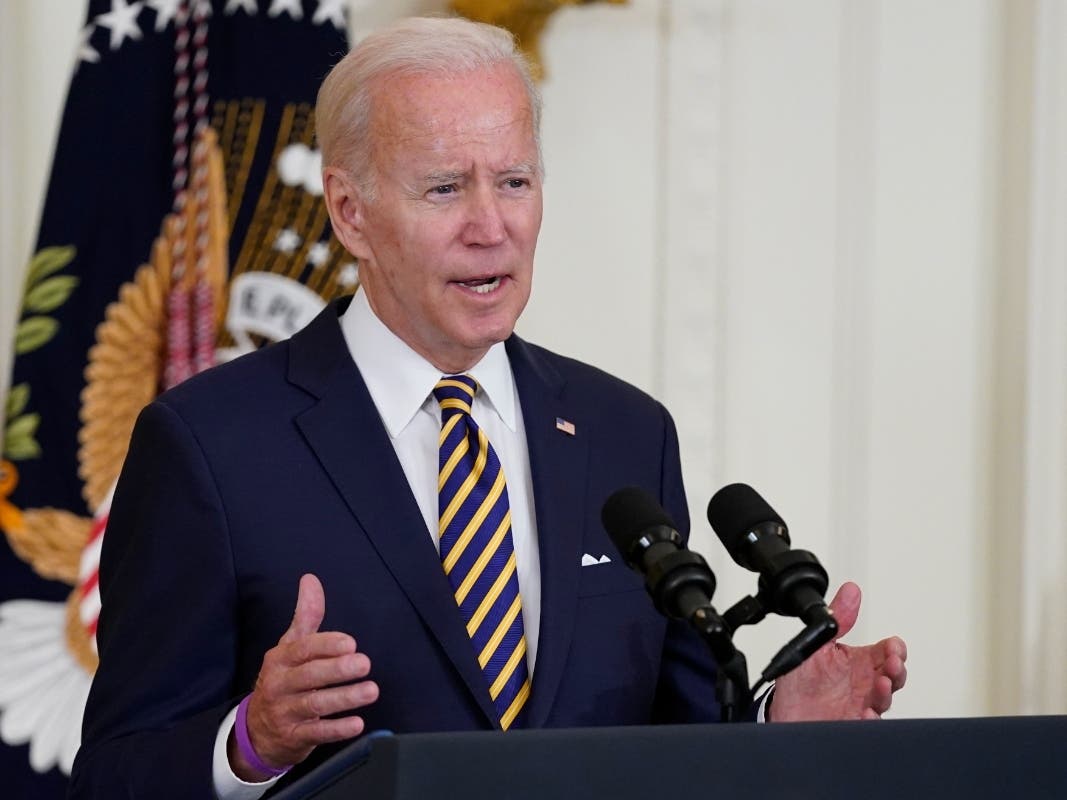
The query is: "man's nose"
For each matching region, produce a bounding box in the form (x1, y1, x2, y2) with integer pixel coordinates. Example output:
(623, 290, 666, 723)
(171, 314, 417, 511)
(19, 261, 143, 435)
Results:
(461, 186, 506, 247)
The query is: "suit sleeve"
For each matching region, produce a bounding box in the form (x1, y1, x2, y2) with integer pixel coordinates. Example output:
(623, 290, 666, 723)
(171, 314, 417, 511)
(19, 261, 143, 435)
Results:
(68, 400, 242, 798)
(649, 403, 724, 724)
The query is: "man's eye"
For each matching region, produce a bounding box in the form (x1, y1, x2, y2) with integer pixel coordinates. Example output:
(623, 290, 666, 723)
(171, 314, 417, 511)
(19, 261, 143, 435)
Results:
(505, 178, 528, 189)
(430, 184, 456, 195)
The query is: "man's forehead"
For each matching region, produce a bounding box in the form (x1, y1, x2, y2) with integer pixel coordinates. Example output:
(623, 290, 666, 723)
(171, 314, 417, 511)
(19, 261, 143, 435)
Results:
(368, 66, 534, 139)
(375, 104, 533, 146)
(361, 73, 537, 178)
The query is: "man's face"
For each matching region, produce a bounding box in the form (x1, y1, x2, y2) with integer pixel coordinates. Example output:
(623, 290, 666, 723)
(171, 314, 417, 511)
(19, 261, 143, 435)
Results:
(328, 63, 543, 373)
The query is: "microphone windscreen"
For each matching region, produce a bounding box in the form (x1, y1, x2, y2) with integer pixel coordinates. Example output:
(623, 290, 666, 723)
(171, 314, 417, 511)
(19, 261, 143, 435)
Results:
(706, 483, 786, 554)
(601, 487, 675, 555)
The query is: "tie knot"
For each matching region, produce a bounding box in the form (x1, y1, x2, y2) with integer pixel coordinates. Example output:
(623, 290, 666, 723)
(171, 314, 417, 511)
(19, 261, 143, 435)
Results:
(433, 374, 478, 415)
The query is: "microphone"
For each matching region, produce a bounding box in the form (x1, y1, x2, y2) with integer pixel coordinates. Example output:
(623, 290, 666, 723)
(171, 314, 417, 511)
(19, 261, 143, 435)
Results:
(707, 483, 833, 623)
(601, 488, 734, 665)
(706, 483, 837, 680)
(602, 487, 747, 717)
(601, 487, 717, 622)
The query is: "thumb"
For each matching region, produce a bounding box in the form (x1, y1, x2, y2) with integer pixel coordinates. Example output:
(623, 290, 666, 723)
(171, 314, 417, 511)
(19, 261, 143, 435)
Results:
(282, 573, 325, 642)
(827, 580, 862, 640)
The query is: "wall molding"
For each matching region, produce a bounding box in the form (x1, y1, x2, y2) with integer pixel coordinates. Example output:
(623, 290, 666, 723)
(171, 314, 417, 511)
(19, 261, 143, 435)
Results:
(1020, 0, 1067, 714)
(829, 0, 879, 600)
(658, 0, 730, 533)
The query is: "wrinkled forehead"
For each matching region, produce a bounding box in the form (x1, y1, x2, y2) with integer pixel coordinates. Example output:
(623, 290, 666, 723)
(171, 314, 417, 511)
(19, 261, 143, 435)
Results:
(365, 64, 537, 153)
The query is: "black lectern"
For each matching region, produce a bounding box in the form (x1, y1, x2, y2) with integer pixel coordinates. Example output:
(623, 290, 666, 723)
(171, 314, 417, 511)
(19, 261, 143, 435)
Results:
(273, 716, 1067, 800)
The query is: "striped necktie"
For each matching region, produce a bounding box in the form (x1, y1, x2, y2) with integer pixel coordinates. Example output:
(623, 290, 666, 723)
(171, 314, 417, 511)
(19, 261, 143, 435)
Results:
(433, 374, 530, 730)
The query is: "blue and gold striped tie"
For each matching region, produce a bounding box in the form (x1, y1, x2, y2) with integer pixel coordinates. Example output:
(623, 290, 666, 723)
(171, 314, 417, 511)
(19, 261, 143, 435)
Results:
(433, 374, 530, 730)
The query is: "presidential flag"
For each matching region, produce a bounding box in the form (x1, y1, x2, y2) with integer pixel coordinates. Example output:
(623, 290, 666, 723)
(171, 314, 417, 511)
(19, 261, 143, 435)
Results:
(0, 2, 352, 795)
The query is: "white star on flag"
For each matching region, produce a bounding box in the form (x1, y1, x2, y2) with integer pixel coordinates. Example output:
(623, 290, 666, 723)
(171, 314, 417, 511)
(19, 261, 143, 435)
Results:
(77, 24, 101, 65)
(313, 0, 347, 29)
(269, 0, 303, 20)
(225, 0, 258, 15)
(274, 228, 302, 253)
(146, 0, 181, 31)
(96, 0, 145, 51)
(338, 262, 359, 287)
(307, 242, 331, 267)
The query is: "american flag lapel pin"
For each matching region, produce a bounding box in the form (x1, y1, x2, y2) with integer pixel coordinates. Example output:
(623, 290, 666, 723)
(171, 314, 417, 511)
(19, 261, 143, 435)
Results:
(555, 417, 576, 436)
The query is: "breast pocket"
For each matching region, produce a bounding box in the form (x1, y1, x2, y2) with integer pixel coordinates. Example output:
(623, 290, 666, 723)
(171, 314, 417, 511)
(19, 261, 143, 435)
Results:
(577, 557, 645, 598)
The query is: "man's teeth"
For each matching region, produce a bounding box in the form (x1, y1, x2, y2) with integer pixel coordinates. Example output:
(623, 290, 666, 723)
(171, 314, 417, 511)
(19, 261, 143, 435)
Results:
(461, 277, 501, 294)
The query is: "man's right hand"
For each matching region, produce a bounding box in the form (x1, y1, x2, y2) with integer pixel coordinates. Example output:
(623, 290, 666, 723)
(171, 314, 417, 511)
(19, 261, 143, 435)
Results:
(228, 573, 379, 782)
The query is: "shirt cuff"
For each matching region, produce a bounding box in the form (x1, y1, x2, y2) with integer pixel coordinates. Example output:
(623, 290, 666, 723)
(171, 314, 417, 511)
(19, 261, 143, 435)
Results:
(212, 703, 283, 800)
(755, 685, 775, 723)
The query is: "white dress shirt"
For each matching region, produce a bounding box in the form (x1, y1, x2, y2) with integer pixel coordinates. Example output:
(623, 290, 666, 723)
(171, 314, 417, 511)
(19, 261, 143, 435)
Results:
(213, 289, 542, 798)
(339, 288, 542, 664)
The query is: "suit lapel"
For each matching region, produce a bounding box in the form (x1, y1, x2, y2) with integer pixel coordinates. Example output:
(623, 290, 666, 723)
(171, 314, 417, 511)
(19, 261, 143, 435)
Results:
(288, 303, 499, 727)
(507, 337, 589, 727)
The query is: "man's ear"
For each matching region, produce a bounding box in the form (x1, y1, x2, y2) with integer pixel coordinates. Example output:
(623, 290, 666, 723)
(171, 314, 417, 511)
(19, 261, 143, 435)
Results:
(323, 166, 372, 260)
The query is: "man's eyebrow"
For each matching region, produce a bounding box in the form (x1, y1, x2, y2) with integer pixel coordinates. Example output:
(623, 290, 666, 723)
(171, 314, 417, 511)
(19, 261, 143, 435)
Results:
(418, 163, 538, 184)
(420, 170, 467, 184)
(502, 162, 538, 175)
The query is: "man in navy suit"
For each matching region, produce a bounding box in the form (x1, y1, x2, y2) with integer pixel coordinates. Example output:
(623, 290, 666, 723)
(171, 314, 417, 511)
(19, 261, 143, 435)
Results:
(70, 16, 906, 799)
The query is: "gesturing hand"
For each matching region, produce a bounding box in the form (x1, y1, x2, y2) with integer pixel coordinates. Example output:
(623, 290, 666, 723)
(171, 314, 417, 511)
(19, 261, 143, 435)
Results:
(768, 582, 907, 722)
(229, 574, 379, 781)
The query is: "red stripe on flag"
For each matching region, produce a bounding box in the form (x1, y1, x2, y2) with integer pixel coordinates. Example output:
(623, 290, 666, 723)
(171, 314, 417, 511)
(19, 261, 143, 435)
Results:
(86, 513, 109, 546)
(79, 569, 100, 600)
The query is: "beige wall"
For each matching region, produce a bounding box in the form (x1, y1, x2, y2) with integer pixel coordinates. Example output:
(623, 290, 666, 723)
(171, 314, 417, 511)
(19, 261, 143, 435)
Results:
(2, 0, 1065, 720)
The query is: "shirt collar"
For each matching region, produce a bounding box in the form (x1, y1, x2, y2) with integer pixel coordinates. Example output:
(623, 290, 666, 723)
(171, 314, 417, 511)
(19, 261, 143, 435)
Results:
(339, 288, 518, 438)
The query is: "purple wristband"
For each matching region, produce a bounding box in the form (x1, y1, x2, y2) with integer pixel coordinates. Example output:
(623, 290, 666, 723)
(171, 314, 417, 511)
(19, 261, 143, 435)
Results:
(235, 695, 292, 778)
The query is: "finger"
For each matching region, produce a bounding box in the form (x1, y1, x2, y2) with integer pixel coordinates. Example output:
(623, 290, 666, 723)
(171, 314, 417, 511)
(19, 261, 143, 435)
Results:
(281, 574, 326, 644)
(868, 640, 908, 691)
(246, 678, 378, 764)
(868, 675, 893, 714)
(257, 636, 358, 704)
(861, 640, 901, 678)
(295, 714, 367, 748)
(827, 581, 862, 640)
(297, 679, 380, 720)
(281, 651, 371, 694)
(885, 635, 908, 662)
(885, 655, 908, 692)
(265, 713, 367, 764)
(277, 631, 357, 669)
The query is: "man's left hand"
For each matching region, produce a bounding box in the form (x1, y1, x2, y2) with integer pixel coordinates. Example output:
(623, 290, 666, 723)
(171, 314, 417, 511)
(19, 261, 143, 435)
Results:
(767, 581, 907, 721)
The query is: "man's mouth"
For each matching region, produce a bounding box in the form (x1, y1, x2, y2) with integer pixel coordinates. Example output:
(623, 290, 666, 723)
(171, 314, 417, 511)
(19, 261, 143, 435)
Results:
(457, 276, 502, 295)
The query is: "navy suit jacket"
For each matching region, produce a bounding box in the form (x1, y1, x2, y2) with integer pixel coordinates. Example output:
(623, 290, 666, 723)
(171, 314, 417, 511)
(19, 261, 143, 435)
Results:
(69, 300, 719, 798)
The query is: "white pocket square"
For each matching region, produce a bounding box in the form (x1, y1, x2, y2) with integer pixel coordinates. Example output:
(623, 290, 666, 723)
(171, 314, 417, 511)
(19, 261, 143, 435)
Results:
(581, 553, 613, 566)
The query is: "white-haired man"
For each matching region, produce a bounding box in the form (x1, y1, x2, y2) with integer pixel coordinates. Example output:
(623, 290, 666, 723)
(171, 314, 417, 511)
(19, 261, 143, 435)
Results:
(70, 17, 906, 799)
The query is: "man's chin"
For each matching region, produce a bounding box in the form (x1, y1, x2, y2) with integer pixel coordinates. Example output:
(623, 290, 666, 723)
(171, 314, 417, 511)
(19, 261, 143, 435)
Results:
(458, 300, 525, 342)
(463, 324, 516, 352)
(454, 322, 518, 359)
